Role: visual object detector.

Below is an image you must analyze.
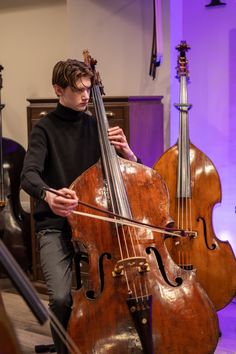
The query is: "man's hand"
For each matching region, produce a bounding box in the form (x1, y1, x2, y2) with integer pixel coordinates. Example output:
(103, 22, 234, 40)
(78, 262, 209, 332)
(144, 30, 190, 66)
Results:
(108, 126, 137, 161)
(45, 187, 78, 217)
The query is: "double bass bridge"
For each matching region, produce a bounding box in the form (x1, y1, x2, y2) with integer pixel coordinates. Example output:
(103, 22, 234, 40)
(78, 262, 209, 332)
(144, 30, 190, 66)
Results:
(112, 256, 150, 277)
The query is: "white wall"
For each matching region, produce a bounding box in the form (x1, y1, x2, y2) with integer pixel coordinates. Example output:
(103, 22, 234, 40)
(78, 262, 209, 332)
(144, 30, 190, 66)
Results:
(0, 0, 67, 148)
(0, 0, 171, 206)
(67, 0, 170, 148)
(0, 0, 171, 151)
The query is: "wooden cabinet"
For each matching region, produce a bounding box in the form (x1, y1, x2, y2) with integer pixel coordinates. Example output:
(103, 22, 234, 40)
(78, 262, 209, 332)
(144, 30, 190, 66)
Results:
(27, 97, 129, 139)
(27, 96, 164, 291)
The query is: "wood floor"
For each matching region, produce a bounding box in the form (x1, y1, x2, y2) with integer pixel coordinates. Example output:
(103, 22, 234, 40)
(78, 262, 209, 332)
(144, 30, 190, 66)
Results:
(0, 279, 53, 354)
(0, 278, 235, 354)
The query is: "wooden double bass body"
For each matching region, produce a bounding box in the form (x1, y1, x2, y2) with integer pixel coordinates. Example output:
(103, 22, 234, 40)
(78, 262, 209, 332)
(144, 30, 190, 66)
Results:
(67, 51, 219, 354)
(153, 41, 236, 311)
(0, 138, 32, 273)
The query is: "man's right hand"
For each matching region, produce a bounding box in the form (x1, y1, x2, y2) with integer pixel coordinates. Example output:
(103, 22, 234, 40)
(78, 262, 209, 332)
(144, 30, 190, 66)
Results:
(45, 187, 78, 217)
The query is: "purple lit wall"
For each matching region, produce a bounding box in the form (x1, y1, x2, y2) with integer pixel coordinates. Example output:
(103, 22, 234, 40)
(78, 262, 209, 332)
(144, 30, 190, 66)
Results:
(170, 0, 236, 255)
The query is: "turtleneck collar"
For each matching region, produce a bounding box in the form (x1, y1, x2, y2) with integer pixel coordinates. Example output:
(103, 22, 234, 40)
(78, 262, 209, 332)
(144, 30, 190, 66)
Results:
(54, 102, 87, 122)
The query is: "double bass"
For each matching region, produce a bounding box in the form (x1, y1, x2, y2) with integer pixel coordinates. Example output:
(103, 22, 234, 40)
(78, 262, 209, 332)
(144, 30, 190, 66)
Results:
(153, 41, 236, 311)
(0, 64, 31, 275)
(67, 51, 219, 353)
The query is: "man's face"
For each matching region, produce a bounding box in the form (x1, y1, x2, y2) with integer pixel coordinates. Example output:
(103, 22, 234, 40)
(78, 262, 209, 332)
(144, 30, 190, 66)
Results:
(54, 76, 91, 112)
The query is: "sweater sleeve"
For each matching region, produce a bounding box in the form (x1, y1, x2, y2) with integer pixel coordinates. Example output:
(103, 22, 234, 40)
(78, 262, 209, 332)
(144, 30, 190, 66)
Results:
(21, 124, 49, 200)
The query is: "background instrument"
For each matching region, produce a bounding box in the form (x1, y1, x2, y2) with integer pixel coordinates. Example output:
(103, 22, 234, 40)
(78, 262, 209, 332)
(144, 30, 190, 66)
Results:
(0, 64, 31, 275)
(153, 41, 236, 311)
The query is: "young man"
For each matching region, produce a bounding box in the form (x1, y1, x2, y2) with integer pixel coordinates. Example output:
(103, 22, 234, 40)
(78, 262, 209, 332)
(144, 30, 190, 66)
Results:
(21, 59, 138, 354)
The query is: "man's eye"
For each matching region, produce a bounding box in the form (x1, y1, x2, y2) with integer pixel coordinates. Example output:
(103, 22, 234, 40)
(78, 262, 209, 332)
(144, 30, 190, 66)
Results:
(78, 88, 90, 93)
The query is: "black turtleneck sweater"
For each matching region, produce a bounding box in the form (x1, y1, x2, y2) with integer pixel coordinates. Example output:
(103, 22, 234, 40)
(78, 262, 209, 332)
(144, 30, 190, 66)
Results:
(21, 103, 101, 232)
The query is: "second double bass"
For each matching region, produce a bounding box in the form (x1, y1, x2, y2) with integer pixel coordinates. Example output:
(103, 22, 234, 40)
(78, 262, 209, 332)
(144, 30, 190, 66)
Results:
(153, 41, 236, 311)
(67, 51, 219, 353)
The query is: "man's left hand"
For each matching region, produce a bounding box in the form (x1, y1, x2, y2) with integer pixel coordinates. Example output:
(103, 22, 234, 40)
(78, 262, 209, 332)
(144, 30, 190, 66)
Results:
(108, 126, 137, 162)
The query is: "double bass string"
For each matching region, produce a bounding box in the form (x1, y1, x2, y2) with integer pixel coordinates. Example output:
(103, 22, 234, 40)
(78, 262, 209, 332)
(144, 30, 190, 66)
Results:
(92, 84, 143, 274)
(87, 62, 162, 301)
(92, 85, 134, 265)
(92, 87, 137, 292)
(176, 50, 194, 269)
(88, 83, 151, 299)
(88, 52, 161, 302)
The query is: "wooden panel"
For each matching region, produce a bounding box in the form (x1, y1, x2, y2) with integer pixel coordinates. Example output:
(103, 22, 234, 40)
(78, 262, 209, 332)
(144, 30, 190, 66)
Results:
(89, 104, 129, 138)
(129, 96, 164, 167)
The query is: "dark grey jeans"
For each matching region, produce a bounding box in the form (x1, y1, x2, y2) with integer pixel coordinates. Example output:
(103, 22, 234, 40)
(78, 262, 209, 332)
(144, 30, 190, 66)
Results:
(37, 229, 75, 354)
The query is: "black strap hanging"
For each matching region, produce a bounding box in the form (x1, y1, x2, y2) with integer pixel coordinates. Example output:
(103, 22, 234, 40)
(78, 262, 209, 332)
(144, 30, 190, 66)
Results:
(149, 0, 163, 80)
(0, 65, 5, 208)
(206, 0, 226, 7)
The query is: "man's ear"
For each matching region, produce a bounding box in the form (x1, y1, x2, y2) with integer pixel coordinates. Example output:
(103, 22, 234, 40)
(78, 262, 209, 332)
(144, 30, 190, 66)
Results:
(53, 84, 63, 97)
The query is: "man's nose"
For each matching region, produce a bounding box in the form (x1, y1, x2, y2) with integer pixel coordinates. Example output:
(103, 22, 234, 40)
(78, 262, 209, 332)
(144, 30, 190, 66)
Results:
(83, 89, 90, 99)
